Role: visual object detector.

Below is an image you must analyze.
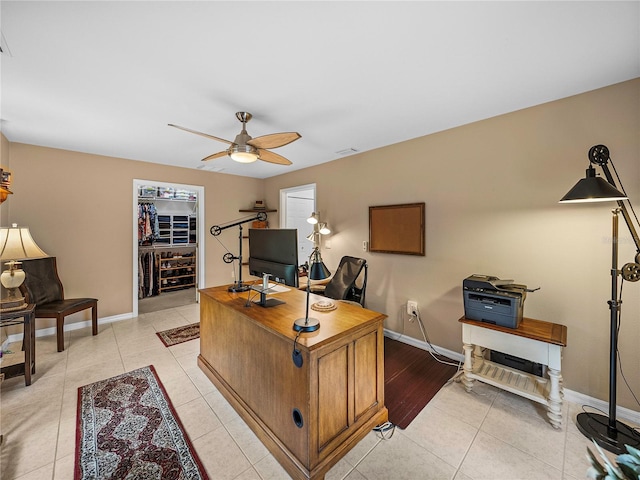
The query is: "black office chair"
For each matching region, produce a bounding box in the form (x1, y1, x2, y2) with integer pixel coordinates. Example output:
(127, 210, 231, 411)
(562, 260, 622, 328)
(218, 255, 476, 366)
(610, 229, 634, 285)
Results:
(312, 256, 368, 307)
(20, 257, 98, 352)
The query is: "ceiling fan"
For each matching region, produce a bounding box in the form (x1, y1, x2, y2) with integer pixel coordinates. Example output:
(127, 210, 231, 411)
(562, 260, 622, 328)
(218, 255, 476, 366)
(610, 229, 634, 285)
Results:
(169, 112, 301, 165)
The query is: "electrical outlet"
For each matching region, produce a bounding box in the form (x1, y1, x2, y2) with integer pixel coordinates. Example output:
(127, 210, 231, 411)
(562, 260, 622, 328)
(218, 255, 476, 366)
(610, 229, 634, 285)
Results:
(407, 300, 418, 316)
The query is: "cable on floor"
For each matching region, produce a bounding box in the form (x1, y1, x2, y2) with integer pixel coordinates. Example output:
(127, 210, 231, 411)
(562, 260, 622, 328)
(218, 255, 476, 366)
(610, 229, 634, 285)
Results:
(373, 421, 396, 440)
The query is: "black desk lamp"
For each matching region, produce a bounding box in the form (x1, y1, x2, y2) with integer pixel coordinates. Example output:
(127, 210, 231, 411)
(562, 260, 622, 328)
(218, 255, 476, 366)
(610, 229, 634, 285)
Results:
(560, 144, 640, 454)
(293, 247, 331, 332)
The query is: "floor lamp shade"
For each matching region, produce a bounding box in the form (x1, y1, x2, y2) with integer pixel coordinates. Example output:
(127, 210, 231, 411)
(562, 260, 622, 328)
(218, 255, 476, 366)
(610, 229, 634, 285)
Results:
(559, 166, 627, 203)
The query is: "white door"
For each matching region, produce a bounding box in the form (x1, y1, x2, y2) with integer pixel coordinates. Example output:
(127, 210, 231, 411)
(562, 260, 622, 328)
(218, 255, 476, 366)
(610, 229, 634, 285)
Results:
(280, 184, 315, 264)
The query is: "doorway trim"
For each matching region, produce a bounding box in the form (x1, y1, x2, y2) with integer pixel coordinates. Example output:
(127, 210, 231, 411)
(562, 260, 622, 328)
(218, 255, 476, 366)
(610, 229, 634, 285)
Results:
(132, 179, 205, 317)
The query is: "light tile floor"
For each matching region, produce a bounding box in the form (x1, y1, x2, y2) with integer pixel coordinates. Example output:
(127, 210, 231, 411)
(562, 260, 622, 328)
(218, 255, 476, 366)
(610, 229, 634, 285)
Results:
(0, 302, 627, 480)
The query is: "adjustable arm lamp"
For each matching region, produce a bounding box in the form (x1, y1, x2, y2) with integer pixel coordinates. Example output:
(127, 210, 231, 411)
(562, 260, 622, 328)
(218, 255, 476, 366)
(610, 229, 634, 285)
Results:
(560, 144, 640, 454)
(210, 212, 268, 292)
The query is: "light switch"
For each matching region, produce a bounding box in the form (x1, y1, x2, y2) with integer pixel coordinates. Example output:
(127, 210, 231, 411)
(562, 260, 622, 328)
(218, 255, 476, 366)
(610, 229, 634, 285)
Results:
(362, 241, 368, 251)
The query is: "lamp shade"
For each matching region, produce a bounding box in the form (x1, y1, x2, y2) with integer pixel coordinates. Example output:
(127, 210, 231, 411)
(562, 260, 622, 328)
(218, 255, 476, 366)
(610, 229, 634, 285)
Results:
(0, 225, 49, 260)
(309, 248, 331, 280)
(560, 167, 627, 203)
(309, 260, 331, 280)
(307, 212, 318, 224)
(318, 222, 331, 235)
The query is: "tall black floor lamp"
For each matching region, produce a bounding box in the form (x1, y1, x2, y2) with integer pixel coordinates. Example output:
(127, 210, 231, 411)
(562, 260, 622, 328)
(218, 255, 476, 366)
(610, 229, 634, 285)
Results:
(560, 145, 640, 454)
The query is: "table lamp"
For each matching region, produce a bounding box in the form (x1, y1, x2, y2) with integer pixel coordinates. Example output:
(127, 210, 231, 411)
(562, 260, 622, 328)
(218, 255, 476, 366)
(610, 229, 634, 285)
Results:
(0, 224, 49, 312)
(293, 247, 331, 332)
(560, 144, 640, 454)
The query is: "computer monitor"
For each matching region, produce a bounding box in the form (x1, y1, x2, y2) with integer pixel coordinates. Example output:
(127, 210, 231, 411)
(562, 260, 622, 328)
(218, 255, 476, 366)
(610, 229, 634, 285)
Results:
(248, 229, 299, 288)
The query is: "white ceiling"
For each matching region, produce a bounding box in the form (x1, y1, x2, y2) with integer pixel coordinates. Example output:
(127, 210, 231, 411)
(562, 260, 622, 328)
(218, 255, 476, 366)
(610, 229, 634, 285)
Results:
(1, 1, 639, 179)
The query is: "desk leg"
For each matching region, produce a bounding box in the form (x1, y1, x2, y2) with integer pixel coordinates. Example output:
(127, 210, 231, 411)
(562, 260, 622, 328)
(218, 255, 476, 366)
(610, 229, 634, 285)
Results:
(30, 312, 36, 375)
(462, 342, 474, 392)
(547, 368, 563, 429)
(23, 314, 32, 386)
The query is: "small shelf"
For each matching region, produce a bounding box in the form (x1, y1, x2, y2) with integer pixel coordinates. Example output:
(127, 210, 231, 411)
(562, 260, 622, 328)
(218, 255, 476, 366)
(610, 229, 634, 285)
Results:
(469, 359, 549, 406)
(239, 209, 277, 213)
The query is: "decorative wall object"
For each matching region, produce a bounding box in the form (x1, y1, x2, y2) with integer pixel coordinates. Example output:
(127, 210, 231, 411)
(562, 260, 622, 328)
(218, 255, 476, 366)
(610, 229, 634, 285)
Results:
(0, 168, 13, 203)
(369, 202, 425, 255)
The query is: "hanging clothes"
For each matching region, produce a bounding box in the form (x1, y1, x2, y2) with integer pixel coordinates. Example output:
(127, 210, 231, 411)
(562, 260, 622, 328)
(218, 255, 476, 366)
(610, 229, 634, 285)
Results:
(138, 250, 159, 298)
(138, 203, 159, 245)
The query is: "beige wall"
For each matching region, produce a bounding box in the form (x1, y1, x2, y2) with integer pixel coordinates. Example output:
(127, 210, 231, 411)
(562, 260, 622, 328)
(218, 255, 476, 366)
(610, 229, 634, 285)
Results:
(5, 144, 263, 327)
(264, 79, 640, 410)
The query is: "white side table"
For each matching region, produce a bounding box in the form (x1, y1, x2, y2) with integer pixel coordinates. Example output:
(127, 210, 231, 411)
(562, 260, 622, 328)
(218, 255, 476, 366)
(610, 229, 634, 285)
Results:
(459, 316, 567, 429)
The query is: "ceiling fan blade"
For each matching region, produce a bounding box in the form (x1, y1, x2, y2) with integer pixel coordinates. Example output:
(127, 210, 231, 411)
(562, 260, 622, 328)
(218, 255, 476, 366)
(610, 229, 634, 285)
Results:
(257, 149, 292, 165)
(168, 124, 233, 145)
(248, 132, 301, 149)
(201, 151, 229, 162)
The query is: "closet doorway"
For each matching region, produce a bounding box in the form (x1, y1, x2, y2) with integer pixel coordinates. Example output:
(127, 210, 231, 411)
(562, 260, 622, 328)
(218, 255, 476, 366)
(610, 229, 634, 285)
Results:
(132, 180, 205, 317)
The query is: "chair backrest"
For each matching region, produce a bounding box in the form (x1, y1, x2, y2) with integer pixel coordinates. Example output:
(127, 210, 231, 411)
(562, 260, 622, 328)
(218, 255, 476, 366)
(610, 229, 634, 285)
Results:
(19, 257, 64, 305)
(324, 256, 368, 307)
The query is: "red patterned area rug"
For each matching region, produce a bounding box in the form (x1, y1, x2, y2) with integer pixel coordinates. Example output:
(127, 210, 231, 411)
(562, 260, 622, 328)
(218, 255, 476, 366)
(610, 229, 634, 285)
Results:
(75, 365, 209, 480)
(156, 323, 200, 347)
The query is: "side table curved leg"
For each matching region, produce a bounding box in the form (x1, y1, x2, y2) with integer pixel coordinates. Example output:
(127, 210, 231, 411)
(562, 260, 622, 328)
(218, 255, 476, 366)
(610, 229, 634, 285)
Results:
(462, 342, 474, 392)
(547, 368, 563, 429)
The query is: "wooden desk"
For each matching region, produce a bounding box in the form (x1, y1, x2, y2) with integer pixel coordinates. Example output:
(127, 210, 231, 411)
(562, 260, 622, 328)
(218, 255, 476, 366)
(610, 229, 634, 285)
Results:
(199, 285, 388, 480)
(459, 316, 567, 428)
(0, 304, 36, 386)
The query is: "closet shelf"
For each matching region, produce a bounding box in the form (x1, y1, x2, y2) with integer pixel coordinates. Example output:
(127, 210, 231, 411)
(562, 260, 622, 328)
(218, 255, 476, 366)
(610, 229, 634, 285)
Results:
(139, 197, 196, 202)
(139, 244, 195, 250)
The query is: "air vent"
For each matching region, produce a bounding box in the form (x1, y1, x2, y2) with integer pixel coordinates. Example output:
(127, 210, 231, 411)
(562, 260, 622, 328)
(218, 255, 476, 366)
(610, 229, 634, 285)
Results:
(335, 148, 359, 156)
(197, 165, 225, 172)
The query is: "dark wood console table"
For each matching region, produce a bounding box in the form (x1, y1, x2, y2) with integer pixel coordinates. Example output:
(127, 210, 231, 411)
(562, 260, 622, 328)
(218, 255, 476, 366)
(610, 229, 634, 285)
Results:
(1, 304, 36, 386)
(198, 285, 388, 480)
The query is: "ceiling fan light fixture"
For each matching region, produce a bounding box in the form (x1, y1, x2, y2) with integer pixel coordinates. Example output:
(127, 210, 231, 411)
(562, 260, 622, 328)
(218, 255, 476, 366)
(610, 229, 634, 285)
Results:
(229, 145, 259, 163)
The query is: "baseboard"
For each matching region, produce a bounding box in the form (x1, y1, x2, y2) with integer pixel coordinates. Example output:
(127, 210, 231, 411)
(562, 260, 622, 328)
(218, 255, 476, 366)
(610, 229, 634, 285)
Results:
(5, 312, 135, 344)
(384, 328, 465, 364)
(383, 328, 640, 426)
(563, 388, 640, 426)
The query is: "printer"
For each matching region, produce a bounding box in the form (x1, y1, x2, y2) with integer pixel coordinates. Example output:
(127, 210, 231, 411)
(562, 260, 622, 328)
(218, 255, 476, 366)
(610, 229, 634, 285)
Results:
(463, 274, 532, 329)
